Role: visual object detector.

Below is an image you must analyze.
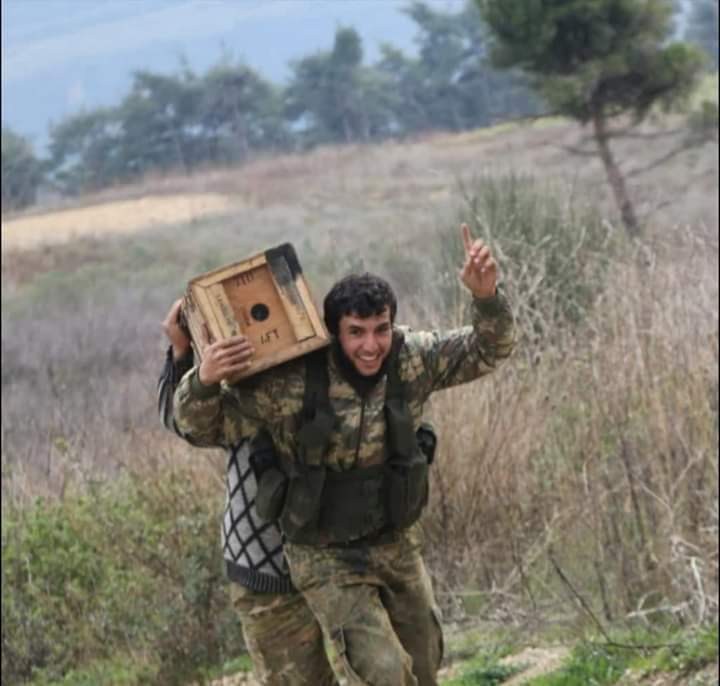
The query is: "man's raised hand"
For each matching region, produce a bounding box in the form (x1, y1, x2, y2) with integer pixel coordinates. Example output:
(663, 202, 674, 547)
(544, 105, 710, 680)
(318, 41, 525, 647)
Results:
(460, 223, 497, 299)
(198, 334, 255, 386)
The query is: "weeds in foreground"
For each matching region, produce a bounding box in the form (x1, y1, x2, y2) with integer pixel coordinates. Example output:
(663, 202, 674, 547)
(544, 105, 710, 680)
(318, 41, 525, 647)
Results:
(525, 624, 718, 686)
(1, 168, 717, 682)
(1, 455, 244, 686)
(529, 643, 630, 686)
(443, 645, 524, 686)
(631, 623, 719, 677)
(439, 623, 719, 686)
(446, 663, 523, 686)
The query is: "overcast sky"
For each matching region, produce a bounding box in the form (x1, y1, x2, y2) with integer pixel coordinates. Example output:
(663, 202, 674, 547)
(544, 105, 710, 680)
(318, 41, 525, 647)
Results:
(1, 0, 442, 148)
(2, 0, 692, 149)
(3, 1, 314, 84)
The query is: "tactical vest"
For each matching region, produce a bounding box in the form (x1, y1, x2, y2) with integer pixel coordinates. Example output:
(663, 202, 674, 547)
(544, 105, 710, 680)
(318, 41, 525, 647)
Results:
(253, 334, 436, 546)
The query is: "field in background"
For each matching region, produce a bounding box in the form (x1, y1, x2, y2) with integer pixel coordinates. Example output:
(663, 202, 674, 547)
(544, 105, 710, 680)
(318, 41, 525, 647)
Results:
(1, 193, 237, 250)
(3, 110, 717, 254)
(1, 106, 718, 684)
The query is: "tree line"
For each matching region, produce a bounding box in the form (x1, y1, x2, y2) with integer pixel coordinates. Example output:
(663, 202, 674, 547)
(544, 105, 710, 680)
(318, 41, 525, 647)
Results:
(2, 0, 717, 217)
(1, 2, 538, 209)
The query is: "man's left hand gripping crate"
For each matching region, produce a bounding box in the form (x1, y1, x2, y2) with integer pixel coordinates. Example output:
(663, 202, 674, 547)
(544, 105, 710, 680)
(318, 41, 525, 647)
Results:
(182, 243, 330, 381)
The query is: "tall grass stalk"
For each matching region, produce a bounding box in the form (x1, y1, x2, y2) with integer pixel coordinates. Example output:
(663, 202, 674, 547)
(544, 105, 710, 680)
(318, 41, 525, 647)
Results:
(423, 217, 718, 626)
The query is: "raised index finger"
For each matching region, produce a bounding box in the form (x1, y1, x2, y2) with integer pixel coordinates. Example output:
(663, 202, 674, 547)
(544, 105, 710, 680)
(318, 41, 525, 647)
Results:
(461, 223, 473, 255)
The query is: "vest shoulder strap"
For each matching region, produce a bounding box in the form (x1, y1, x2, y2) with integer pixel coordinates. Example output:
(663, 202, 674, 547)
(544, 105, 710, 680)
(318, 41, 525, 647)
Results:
(385, 331, 406, 401)
(296, 348, 334, 467)
(302, 347, 330, 421)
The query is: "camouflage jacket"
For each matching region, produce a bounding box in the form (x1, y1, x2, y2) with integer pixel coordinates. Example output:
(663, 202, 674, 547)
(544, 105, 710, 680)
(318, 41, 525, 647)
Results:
(174, 292, 516, 473)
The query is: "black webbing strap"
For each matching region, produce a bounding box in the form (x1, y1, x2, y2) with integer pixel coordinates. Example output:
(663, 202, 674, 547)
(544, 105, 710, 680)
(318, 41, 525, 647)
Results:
(384, 332, 416, 460)
(296, 348, 335, 467)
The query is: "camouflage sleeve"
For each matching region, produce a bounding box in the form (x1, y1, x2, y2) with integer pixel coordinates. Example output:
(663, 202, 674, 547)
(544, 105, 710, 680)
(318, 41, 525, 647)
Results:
(403, 288, 516, 398)
(173, 368, 238, 448)
(157, 346, 202, 443)
(172, 363, 297, 448)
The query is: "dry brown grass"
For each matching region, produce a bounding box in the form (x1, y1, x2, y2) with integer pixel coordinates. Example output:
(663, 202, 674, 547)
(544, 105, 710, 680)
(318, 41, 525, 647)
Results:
(1, 193, 239, 250)
(1, 113, 717, 632)
(422, 225, 718, 624)
(3, 114, 715, 256)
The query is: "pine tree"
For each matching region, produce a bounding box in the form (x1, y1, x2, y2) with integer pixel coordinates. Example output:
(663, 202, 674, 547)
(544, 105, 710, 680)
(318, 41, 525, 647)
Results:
(2, 127, 43, 210)
(284, 27, 395, 146)
(477, 0, 705, 236)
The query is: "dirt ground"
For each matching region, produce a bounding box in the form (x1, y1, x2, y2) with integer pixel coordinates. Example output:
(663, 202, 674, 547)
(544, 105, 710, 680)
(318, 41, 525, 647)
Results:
(618, 663, 720, 686)
(204, 650, 718, 686)
(501, 646, 572, 685)
(202, 647, 571, 685)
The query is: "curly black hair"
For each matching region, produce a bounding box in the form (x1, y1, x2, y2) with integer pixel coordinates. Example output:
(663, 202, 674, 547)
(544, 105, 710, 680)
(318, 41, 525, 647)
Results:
(323, 273, 397, 335)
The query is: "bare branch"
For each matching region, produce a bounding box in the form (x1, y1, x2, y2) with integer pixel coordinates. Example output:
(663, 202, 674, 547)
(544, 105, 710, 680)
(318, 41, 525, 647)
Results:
(548, 546, 614, 643)
(625, 138, 707, 179)
(549, 548, 682, 652)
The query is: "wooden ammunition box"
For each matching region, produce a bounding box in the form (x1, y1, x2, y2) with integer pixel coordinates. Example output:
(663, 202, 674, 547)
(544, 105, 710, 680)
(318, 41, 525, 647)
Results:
(182, 243, 330, 381)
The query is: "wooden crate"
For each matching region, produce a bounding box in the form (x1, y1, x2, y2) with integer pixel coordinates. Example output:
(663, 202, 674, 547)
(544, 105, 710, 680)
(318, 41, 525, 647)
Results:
(182, 243, 330, 380)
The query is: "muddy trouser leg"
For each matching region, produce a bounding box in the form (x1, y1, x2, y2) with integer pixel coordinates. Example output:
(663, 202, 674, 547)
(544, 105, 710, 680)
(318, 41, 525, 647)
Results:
(286, 544, 419, 686)
(380, 550, 444, 686)
(230, 584, 337, 686)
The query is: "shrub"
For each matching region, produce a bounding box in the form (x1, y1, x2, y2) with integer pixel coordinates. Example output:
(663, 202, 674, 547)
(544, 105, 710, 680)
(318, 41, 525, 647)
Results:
(430, 174, 622, 341)
(30, 656, 159, 686)
(647, 623, 720, 675)
(419, 178, 718, 627)
(530, 642, 629, 686)
(1, 459, 246, 685)
(2, 127, 43, 212)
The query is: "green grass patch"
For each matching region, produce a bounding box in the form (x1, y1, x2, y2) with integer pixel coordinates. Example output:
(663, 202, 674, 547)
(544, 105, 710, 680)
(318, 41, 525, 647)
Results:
(525, 624, 719, 686)
(528, 643, 629, 686)
(30, 655, 159, 686)
(1, 471, 247, 685)
(201, 654, 254, 681)
(445, 663, 523, 686)
(444, 626, 519, 664)
(442, 640, 523, 686)
(631, 624, 719, 676)
(444, 656, 524, 686)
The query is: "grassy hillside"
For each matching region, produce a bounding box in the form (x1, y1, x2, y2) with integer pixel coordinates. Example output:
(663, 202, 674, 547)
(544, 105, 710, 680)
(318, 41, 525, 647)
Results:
(1, 99, 717, 684)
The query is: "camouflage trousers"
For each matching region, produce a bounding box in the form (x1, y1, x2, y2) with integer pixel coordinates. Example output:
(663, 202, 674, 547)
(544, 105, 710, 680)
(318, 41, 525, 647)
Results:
(284, 525, 444, 686)
(230, 584, 336, 686)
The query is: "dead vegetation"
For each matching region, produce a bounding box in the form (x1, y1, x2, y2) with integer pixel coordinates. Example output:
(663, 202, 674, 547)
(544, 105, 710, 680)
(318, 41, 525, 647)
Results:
(1, 112, 717, 683)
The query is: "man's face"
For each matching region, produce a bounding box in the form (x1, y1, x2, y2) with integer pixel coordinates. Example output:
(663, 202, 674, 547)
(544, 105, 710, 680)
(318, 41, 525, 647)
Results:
(337, 307, 393, 376)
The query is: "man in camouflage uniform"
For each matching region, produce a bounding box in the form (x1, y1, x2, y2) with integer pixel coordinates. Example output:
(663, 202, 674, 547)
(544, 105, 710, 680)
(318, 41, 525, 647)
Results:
(159, 300, 336, 686)
(173, 224, 516, 685)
